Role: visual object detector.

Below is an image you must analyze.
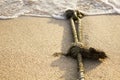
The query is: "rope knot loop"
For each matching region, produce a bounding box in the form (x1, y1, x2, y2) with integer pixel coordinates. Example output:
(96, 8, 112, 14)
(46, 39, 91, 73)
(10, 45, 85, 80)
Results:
(65, 9, 78, 21)
(65, 9, 84, 21)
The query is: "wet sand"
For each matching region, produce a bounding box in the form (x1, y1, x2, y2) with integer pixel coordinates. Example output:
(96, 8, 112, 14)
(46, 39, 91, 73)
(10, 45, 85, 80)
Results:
(0, 16, 120, 80)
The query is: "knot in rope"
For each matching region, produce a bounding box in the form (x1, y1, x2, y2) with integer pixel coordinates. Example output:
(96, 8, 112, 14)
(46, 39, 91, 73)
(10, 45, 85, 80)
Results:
(65, 10, 84, 21)
(65, 9, 107, 60)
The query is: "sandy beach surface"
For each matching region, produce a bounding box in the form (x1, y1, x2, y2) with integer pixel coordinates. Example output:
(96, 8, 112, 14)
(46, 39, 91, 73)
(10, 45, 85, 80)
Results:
(0, 15, 120, 80)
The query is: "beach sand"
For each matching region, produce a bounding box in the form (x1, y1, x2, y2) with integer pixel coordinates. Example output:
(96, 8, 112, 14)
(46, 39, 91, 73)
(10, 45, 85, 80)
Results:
(0, 15, 120, 80)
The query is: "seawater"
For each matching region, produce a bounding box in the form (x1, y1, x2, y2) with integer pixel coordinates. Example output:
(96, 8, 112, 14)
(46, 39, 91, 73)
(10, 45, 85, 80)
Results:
(0, 0, 120, 19)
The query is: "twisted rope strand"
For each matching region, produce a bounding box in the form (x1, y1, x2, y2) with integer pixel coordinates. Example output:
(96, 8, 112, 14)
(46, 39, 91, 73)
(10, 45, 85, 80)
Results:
(68, 11, 85, 80)
(77, 18, 83, 43)
(70, 18, 79, 43)
(65, 9, 107, 80)
(76, 13, 85, 80)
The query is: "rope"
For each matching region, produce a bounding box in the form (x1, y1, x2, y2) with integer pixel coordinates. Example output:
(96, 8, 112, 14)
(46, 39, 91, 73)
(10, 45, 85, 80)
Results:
(77, 18, 83, 42)
(65, 10, 85, 80)
(70, 18, 78, 43)
(65, 9, 107, 80)
(77, 13, 85, 80)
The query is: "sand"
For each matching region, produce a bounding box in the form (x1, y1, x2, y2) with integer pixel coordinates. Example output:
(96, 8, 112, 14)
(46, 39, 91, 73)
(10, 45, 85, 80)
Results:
(0, 15, 120, 80)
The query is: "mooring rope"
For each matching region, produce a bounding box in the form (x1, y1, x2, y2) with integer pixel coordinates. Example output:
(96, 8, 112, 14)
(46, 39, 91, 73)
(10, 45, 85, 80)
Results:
(65, 10, 85, 80)
(77, 13, 85, 80)
(70, 18, 79, 43)
(65, 9, 107, 80)
(77, 18, 83, 42)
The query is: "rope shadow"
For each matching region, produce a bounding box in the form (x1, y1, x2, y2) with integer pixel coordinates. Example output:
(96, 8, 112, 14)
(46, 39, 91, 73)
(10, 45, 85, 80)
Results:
(83, 59, 102, 73)
(51, 56, 78, 80)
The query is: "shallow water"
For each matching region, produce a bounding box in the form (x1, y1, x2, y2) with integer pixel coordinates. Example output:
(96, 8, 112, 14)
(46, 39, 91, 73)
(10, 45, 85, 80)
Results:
(0, 0, 120, 19)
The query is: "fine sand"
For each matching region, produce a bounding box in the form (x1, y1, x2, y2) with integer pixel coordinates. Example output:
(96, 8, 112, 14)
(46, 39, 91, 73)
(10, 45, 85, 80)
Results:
(0, 15, 120, 80)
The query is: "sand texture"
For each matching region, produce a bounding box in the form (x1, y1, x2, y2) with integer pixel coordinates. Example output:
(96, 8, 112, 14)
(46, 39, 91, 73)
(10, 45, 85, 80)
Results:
(0, 16, 120, 80)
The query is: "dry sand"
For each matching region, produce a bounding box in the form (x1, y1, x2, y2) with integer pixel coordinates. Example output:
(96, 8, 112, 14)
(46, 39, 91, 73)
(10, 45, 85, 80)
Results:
(0, 15, 120, 80)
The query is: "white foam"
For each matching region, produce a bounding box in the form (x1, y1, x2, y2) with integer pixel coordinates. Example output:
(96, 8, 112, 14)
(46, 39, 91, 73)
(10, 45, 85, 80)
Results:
(0, 0, 120, 19)
(102, 0, 120, 13)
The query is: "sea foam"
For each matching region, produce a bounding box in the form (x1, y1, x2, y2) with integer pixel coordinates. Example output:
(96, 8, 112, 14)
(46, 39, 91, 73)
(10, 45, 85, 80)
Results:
(0, 0, 119, 19)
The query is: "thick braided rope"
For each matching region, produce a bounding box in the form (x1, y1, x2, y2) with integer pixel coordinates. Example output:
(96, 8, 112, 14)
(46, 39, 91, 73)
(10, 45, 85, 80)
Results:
(67, 10, 85, 80)
(75, 12, 85, 80)
(77, 18, 83, 43)
(65, 9, 107, 80)
(70, 18, 79, 43)
(77, 14, 85, 80)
